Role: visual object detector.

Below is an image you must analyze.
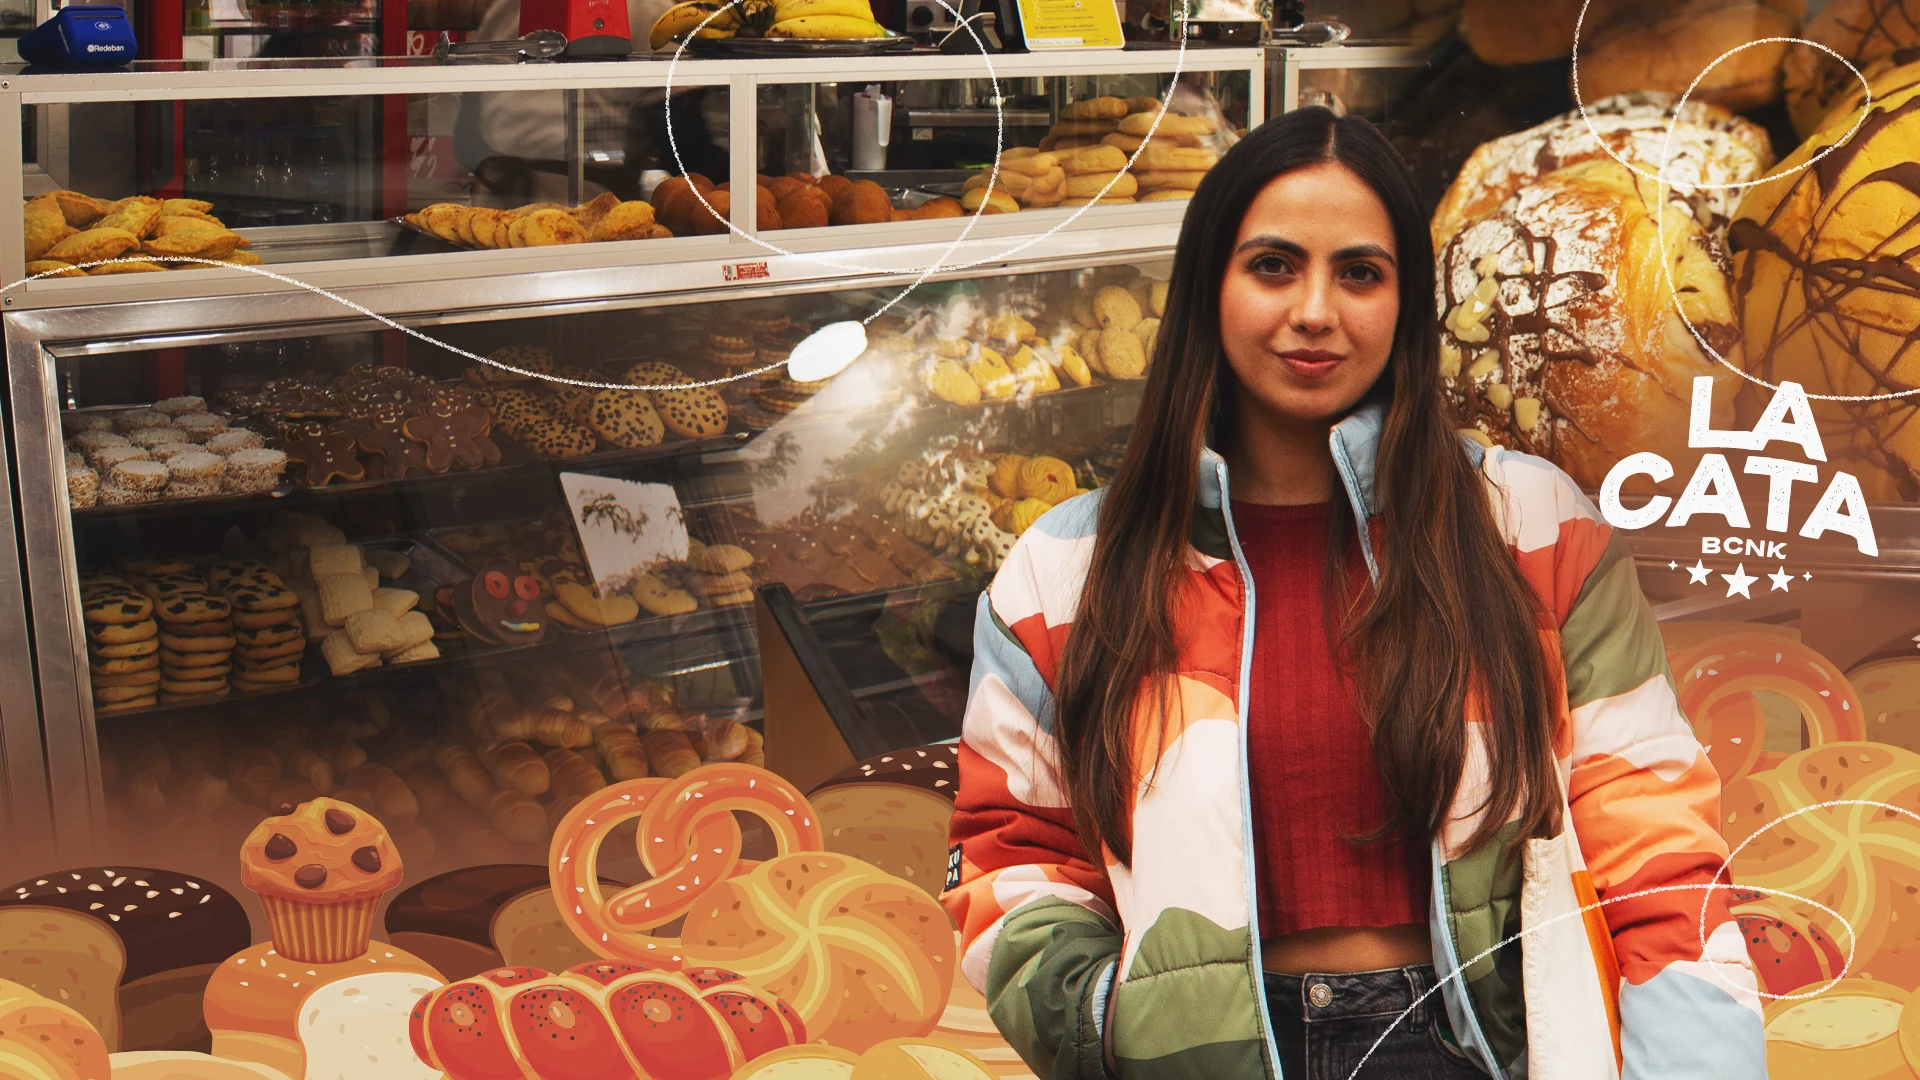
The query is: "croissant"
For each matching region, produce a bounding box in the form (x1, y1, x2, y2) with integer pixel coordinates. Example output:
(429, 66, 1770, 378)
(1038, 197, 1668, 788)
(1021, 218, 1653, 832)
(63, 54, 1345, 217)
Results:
(285, 749, 334, 793)
(479, 739, 551, 796)
(403, 766, 460, 820)
(702, 719, 751, 762)
(738, 724, 765, 767)
(226, 744, 282, 805)
(466, 689, 519, 739)
(436, 743, 497, 805)
(344, 762, 420, 821)
(484, 788, 548, 845)
(492, 706, 591, 749)
(262, 725, 305, 765)
(592, 722, 650, 781)
(314, 736, 367, 775)
(165, 769, 229, 816)
(641, 730, 699, 779)
(544, 747, 606, 803)
(635, 710, 687, 733)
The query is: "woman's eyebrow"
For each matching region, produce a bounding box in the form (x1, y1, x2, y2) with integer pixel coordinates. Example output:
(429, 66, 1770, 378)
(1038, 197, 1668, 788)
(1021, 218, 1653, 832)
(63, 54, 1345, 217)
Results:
(1234, 235, 1396, 266)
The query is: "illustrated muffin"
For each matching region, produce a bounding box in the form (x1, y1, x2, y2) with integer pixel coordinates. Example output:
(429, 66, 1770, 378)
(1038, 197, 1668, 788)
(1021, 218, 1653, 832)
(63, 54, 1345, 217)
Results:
(239, 797, 404, 964)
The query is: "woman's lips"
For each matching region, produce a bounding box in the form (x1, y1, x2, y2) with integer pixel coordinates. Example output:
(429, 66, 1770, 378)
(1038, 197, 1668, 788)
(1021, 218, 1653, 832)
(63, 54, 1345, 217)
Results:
(1277, 349, 1343, 378)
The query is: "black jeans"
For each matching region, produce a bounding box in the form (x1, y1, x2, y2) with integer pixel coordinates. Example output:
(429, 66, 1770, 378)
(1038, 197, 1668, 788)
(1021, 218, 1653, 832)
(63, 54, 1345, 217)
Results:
(1263, 965, 1488, 1080)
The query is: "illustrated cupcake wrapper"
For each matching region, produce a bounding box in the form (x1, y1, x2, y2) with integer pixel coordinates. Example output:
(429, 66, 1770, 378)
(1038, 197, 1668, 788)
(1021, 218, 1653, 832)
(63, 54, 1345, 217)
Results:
(260, 893, 378, 964)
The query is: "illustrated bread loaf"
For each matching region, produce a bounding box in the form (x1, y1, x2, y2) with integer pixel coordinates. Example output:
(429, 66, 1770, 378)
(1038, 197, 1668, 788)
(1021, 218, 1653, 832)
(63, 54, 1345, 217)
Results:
(296, 971, 443, 1080)
(1, 867, 250, 1052)
(1430, 93, 1772, 252)
(0, 976, 111, 1080)
(1729, 67, 1920, 501)
(1762, 977, 1917, 1080)
(1437, 157, 1742, 491)
(384, 863, 546, 980)
(0, 909, 125, 1052)
(105, 1050, 294, 1079)
(201, 941, 443, 1080)
(410, 962, 804, 1080)
(808, 744, 961, 900)
(1850, 626, 1920, 756)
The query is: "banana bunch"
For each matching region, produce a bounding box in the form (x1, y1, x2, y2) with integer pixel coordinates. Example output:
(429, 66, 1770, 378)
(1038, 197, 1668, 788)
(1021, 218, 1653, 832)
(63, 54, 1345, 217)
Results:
(648, 1, 739, 49)
(768, 0, 886, 37)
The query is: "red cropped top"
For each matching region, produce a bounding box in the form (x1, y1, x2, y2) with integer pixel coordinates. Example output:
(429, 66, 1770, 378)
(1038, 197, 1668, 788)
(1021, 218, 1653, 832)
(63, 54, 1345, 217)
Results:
(1230, 499, 1430, 938)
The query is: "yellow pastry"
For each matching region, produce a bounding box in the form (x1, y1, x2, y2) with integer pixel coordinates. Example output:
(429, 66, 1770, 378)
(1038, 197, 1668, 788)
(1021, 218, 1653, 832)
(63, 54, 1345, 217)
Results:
(587, 200, 657, 243)
(968, 347, 1017, 399)
(1057, 343, 1094, 387)
(25, 259, 84, 279)
(94, 196, 164, 238)
(143, 217, 245, 260)
(1017, 456, 1078, 504)
(1009, 496, 1054, 535)
(928, 359, 982, 405)
(554, 582, 639, 626)
(1009, 345, 1059, 394)
(989, 454, 1027, 499)
(43, 227, 141, 265)
(50, 189, 111, 227)
(23, 196, 73, 261)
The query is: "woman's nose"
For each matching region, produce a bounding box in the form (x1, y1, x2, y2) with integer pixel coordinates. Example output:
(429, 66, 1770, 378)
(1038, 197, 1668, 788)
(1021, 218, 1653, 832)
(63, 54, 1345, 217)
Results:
(1291, 271, 1336, 334)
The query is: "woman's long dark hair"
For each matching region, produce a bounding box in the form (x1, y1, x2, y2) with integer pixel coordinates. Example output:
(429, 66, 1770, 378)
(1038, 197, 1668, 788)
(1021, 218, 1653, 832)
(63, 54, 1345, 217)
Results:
(1054, 107, 1558, 868)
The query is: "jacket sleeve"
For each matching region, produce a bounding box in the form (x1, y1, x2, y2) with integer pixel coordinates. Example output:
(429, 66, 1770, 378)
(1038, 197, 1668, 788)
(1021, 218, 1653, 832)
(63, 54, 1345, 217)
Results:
(941, 577, 1122, 1080)
(1557, 522, 1767, 1080)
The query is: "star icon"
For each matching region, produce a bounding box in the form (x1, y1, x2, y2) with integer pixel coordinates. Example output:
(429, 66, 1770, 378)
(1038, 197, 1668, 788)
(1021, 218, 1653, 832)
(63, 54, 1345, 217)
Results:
(1768, 566, 1794, 592)
(1668, 560, 1678, 570)
(1687, 559, 1712, 585)
(1803, 571, 1813, 580)
(1722, 563, 1757, 599)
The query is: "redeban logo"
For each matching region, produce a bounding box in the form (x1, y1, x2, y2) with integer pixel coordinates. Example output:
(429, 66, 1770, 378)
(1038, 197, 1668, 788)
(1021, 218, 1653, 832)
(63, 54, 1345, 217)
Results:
(85, 43, 125, 52)
(1599, 377, 1879, 565)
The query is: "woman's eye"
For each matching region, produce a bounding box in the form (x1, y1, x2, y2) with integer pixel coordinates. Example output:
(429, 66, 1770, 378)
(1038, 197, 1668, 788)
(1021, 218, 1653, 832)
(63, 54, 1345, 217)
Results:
(1344, 263, 1384, 283)
(1250, 254, 1291, 276)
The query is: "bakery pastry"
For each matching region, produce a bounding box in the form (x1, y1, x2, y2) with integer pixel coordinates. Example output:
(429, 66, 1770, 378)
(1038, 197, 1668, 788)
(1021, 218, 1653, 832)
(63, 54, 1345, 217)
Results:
(201, 941, 442, 1080)
(1439, 157, 1741, 491)
(239, 798, 405, 963)
(1578, 3, 1795, 112)
(1730, 66, 1920, 500)
(0, 977, 111, 1080)
(1430, 93, 1773, 251)
(1849, 626, 1920, 756)
(0, 908, 124, 1051)
(807, 744, 961, 899)
(1785, 0, 1920, 136)
(0, 868, 249, 1052)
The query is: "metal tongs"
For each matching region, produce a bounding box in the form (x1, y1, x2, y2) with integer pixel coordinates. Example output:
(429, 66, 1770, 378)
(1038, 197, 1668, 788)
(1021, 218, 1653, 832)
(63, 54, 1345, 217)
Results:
(432, 29, 569, 63)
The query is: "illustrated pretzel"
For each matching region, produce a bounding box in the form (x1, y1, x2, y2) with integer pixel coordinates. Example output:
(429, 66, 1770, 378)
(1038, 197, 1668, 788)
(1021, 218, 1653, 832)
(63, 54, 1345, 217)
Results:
(1672, 632, 1865, 773)
(550, 763, 823, 966)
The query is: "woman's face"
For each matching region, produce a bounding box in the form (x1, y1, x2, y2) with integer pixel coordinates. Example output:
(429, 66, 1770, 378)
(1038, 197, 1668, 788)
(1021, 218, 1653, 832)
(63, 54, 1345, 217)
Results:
(1218, 161, 1399, 429)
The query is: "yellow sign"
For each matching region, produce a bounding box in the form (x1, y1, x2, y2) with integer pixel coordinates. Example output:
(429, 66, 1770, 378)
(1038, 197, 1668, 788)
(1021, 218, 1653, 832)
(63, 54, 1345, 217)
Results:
(1015, 0, 1125, 50)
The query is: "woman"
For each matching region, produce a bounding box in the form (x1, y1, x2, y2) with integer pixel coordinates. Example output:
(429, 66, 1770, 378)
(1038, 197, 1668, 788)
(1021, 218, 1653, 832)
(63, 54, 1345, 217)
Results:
(939, 108, 1765, 1080)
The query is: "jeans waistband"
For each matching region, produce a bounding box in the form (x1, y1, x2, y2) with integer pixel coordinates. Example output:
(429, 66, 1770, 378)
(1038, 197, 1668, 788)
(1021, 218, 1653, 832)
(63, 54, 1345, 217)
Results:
(1263, 964, 1443, 1024)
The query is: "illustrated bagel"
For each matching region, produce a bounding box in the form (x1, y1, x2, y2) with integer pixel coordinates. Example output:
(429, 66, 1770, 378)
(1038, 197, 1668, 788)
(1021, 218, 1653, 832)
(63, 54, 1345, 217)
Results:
(1672, 632, 1866, 754)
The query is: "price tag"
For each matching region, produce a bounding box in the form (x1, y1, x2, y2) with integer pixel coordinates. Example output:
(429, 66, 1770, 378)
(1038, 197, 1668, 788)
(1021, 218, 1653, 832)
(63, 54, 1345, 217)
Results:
(1012, 0, 1124, 49)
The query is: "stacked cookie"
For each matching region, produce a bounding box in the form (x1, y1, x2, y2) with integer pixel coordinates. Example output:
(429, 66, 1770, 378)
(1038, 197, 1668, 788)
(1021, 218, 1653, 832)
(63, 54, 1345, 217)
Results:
(60, 401, 282, 509)
(81, 576, 162, 712)
(217, 567, 308, 694)
(293, 541, 438, 676)
(684, 540, 756, 607)
(483, 349, 734, 460)
(149, 576, 237, 702)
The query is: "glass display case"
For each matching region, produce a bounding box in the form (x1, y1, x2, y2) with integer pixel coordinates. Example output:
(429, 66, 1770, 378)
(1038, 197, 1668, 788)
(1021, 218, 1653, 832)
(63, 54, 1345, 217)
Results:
(4, 48, 1262, 305)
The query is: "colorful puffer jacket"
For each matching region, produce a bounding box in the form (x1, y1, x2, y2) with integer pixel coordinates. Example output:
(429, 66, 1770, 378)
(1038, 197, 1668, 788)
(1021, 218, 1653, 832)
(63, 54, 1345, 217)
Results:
(939, 401, 1766, 1080)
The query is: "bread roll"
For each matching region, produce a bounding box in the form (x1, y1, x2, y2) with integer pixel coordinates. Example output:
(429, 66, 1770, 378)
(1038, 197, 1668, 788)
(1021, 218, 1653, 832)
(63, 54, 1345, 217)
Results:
(1117, 110, 1215, 137)
(1064, 172, 1138, 199)
(226, 745, 282, 806)
(543, 747, 605, 802)
(1137, 145, 1217, 172)
(1059, 143, 1127, 176)
(641, 730, 700, 778)
(1133, 169, 1209, 192)
(1784, 0, 1920, 136)
(1441, 157, 1738, 491)
(478, 740, 550, 797)
(1430, 93, 1772, 252)
(1581, 3, 1794, 112)
(1061, 95, 1126, 119)
(434, 744, 496, 805)
(592, 722, 650, 780)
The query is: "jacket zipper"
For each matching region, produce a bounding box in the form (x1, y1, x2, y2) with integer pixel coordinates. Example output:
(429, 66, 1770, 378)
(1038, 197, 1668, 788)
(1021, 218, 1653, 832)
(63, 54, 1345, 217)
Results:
(1326, 428, 1502, 1077)
(1214, 459, 1286, 1080)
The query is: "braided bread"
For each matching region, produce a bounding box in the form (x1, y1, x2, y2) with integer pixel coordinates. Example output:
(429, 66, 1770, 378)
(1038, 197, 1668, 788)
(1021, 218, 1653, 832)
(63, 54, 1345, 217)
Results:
(410, 962, 803, 1080)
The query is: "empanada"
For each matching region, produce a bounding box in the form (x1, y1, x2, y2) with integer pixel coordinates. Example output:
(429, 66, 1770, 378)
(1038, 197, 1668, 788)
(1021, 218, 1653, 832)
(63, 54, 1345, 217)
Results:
(217, 251, 264, 267)
(145, 216, 244, 260)
(95, 196, 164, 238)
(161, 198, 214, 215)
(87, 258, 168, 275)
(588, 200, 656, 243)
(48, 190, 110, 228)
(42, 227, 141, 265)
(25, 259, 85, 279)
(24, 196, 74, 261)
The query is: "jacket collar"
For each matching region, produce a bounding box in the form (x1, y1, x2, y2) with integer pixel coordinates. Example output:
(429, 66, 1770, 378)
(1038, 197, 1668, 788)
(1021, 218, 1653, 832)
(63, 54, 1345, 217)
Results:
(1198, 397, 1390, 515)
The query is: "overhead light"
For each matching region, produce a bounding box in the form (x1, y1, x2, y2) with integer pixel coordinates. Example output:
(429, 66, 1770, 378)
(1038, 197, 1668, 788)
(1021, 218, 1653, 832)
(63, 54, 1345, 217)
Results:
(786, 320, 868, 383)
